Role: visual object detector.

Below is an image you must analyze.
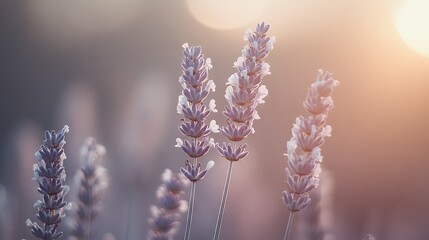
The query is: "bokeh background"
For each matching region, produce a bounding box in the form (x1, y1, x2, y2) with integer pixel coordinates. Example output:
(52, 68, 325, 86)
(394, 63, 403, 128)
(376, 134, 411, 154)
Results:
(1, 0, 429, 239)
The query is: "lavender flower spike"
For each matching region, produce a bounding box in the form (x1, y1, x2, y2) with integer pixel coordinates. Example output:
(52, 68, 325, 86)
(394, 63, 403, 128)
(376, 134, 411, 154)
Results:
(147, 169, 189, 240)
(26, 125, 71, 240)
(70, 137, 108, 240)
(176, 43, 218, 182)
(282, 70, 339, 240)
(176, 43, 218, 240)
(220, 22, 275, 139)
(214, 22, 275, 240)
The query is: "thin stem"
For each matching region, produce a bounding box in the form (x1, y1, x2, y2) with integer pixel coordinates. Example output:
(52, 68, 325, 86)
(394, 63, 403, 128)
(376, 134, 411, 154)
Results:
(213, 160, 234, 240)
(184, 182, 196, 240)
(284, 211, 295, 240)
(87, 209, 91, 240)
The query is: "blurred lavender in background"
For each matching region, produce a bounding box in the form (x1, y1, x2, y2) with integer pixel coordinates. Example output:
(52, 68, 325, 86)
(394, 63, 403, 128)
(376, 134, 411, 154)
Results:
(1, 0, 429, 239)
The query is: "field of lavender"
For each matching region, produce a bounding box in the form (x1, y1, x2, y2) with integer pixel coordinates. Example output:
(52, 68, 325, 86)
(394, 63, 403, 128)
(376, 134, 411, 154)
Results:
(1, 1, 429, 240)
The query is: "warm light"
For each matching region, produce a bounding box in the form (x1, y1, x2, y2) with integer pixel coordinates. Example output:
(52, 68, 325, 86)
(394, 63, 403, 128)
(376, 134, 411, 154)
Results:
(186, 0, 266, 30)
(25, 0, 144, 46)
(395, 0, 429, 58)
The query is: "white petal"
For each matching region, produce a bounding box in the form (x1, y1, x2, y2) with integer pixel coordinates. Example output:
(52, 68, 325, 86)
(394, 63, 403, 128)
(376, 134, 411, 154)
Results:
(62, 125, 70, 133)
(206, 160, 215, 170)
(65, 202, 73, 211)
(178, 76, 186, 88)
(266, 36, 276, 50)
(233, 56, 245, 68)
(255, 85, 268, 104)
(205, 80, 216, 93)
(260, 62, 271, 75)
(209, 120, 220, 133)
(177, 95, 188, 114)
(224, 86, 234, 106)
(26, 219, 34, 227)
(182, 43, 189, 49)
(286, 139, 297, 155)
(227, 73, 239, 86)
(244, 28, 253, 41)
(321, 125, 332, 138)
(252, 110, 260, 120)
(175, 138, 183, 148)
(205, 58, 213, 70)
(162, 169, 172, 182)
(209, 99, 217, 113)
(208, 138, 215, 147)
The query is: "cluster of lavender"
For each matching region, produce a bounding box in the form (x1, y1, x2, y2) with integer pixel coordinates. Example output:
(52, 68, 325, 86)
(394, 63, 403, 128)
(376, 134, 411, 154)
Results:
(21, 22, 377, 240)
(26, 125, 71, 240)
(146, 169, 189, 240)
(70, 137, 108, 240)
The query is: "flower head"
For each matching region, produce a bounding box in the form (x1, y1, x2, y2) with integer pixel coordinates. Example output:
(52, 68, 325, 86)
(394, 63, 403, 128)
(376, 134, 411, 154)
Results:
(283, 70, 338, 212)
(218, 22, 275, 162)
(70, 137, 108, 240)
(177, 43, 217, 182)
(147, 169, 189, 240)
(27, 125, 70, 240)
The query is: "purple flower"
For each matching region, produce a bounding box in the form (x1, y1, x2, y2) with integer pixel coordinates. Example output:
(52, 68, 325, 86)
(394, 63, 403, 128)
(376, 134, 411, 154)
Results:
(26, 125, 71, 240)
(218, 22, 275, 161)
(70, 137, 108, 240)
(283, 70, 339, 212)
(147, 169, 189, 240)
(176, 43, 218, 182)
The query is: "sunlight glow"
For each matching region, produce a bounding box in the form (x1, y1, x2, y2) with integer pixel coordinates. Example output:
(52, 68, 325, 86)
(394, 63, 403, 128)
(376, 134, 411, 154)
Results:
(26, 0, 144, 46)
(395, 0, 429, 58)
(186, 0, 266, 30)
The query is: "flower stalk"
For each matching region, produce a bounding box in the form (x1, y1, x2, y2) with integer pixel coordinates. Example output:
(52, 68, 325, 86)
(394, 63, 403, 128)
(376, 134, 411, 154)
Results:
(282, 70, 339, 238)
(214, 22, 275, 240)
(176, 43, 218, 240)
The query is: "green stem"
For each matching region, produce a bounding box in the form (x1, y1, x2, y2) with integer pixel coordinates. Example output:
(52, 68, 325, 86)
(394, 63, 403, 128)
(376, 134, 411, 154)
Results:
(213, 160, 234, 240)
(184, 182, 196, 240)
(284, 211, 295, 240)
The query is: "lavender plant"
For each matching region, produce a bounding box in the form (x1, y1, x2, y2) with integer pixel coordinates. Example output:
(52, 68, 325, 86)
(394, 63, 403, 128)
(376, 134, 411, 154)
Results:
(282, 70, 339, 240)
(70, 137, 108, 240)
(26, 125, 71, 240)
(146, 169, 189, 240)
(176, 43, 218, 240)
(213, 22, 275, 240)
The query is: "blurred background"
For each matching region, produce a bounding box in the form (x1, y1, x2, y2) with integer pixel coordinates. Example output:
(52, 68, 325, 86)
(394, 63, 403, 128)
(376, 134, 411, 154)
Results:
(1, 0, 429, 239)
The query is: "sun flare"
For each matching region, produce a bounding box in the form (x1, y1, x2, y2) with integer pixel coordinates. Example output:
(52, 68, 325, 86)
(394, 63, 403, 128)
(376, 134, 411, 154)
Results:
(186, 0, 266, 30)
(395, 0, 429, 58)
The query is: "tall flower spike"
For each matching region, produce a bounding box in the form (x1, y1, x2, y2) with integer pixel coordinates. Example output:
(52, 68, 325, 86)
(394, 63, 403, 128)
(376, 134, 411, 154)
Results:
(70, 137, 108, 240)
(146, 169, 189, 240)
(177, 43, 218, 181)
(177, 43, 217, 240)
(26, 125, 71, 240)
(214, 22, 275, 240)
(282, 70, 339, 240)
